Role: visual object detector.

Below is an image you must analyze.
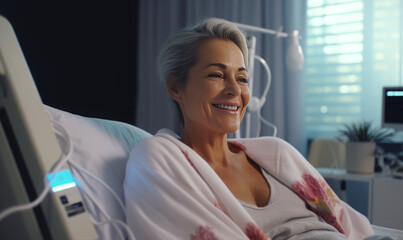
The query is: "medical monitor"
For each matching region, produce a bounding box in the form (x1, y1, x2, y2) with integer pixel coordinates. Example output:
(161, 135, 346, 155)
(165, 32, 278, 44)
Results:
(0, 15, 97, 239)
(382, 86, 403, 132)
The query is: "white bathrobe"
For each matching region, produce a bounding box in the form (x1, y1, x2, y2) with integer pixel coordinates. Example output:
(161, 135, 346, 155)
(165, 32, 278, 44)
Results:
(124, 129, 374, 240)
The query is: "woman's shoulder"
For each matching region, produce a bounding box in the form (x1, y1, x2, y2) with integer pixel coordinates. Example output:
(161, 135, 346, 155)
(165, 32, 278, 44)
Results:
(258, 136, 290, 145)
(231, 136, 294, 151)
(127, 129, 185, 169)
(230, 136, 304, 165)
(126, 130, 198, 183)
(130, 134, 179, 158)
(257, 137, 302, 156)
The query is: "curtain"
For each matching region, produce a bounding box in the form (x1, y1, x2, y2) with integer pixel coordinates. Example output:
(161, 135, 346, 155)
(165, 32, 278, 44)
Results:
(135, 0, 307, 154)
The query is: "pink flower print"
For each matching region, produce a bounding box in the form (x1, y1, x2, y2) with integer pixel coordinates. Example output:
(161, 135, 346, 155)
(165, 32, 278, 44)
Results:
(325, 186, 341, 206)
(312, 208, 345, 234)
(291, 181, 315, 202)
(190, 225, 217, 240)
(292, 174, 345, 234)
(245, 222, 268, 240)
(292, 174, 330, 204)
(213, 200, 224, 213)
(303, 174, 328, 200)
(316, 197, 332, 215)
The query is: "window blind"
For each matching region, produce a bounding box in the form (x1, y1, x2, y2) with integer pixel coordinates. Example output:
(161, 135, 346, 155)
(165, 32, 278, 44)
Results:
(305, 0, 402, 139)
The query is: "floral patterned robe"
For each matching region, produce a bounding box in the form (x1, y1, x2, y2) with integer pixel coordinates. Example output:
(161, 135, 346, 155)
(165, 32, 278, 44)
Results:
(124, 129, 374, 240)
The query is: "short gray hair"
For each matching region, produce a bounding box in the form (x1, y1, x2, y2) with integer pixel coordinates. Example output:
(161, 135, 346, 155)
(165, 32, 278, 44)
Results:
(157, 17, 248, 87)
(157, 18, 248, 126)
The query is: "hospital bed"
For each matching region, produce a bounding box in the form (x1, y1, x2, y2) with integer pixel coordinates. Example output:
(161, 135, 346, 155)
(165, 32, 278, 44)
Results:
(1, 15, 403, 239)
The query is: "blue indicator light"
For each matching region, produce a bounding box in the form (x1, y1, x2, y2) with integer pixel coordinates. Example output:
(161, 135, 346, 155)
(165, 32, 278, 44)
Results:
(387, 91, 403, 97)
(47, 169, 77, 192)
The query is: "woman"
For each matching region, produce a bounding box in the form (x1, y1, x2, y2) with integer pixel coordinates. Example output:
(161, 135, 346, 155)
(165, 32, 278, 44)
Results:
(124, 18, 376, 240)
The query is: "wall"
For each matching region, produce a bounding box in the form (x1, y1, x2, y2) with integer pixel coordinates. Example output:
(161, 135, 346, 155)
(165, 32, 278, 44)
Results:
(0, 0, 138, 124)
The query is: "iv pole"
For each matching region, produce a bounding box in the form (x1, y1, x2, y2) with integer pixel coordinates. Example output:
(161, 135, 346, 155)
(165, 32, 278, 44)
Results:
(235, 22, 289, 38)
(233, 22, 304, 138)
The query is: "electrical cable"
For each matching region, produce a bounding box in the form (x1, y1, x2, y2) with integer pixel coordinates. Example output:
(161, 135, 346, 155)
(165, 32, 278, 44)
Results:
(50, 120, 126, 239)
(0, 123, 73, 222)
(48, 115, 126, 214)
(0, 114, 135, 240)
(67, 161, 125, 214)
(258, 110, 278, 137)
(46, 110, 132, 239)
(67, 162, 128, 240)
(249, 55, 277, 137)
(71, 172, 126, 240)
(89, 215, 136, 240)
(254, 55, 271, 104)
(51, 120, 134, 240)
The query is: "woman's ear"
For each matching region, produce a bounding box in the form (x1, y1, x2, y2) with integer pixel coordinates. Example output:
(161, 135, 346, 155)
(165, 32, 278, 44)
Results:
(166, 74, 182, 101)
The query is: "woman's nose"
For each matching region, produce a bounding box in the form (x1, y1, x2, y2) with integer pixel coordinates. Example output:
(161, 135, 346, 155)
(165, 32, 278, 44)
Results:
(224, 77, 241, 96)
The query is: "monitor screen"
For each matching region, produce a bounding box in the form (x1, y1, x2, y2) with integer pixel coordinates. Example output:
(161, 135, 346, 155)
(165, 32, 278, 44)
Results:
(382, 86, 403, 132)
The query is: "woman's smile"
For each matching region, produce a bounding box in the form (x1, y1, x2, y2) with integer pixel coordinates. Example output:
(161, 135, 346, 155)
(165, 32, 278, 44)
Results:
(211, 103, 240, 114)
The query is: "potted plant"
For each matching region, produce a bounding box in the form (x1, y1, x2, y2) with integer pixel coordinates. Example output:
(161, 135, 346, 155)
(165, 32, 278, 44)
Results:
(338, 121, 394, 174)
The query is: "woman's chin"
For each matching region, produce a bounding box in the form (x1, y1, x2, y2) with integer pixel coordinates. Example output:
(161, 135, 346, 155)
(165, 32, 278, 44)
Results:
(222, 124, 241, 134)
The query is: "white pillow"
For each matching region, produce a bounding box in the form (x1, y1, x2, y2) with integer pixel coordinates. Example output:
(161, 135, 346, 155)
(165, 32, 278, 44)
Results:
(45, 105, 151, 239)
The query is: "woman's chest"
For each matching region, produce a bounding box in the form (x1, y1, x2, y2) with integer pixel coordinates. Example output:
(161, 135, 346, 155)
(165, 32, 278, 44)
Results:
(215, 161, 271, 207)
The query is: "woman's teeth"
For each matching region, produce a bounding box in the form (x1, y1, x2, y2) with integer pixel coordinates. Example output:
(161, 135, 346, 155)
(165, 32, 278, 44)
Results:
(213, 104, 238, 111)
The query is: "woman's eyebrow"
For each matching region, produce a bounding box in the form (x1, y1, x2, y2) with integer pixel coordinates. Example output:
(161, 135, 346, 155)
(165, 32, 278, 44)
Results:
(239, 67, 247, 72)
(204, 63, 247, 72)
(204, 63, 227, 69)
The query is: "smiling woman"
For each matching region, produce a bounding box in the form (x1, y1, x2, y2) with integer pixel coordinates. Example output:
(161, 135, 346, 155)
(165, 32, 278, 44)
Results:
(168, 39, 250, 137)
(124, 18, 378, 240)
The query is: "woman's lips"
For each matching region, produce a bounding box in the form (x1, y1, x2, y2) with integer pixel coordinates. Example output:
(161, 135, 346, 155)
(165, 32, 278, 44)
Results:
(212, 104, 240, 113)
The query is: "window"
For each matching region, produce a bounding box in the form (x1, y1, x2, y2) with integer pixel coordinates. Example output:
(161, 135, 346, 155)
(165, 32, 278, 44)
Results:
(305, 0, 402, 139)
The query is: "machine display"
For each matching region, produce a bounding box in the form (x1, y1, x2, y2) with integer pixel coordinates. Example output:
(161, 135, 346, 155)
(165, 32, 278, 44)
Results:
(382, 86, 403, 132)
(0, 15, 98, 239)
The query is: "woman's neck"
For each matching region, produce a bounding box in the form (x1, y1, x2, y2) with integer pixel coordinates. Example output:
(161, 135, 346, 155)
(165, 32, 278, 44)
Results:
(181, 128, 234, 168)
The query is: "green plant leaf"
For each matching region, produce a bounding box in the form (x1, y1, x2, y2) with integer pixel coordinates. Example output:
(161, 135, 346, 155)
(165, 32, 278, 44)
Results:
(337, 121, 395, 143)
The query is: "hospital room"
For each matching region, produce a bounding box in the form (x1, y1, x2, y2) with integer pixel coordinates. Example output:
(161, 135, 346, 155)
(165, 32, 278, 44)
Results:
(1, 0, 403, 239)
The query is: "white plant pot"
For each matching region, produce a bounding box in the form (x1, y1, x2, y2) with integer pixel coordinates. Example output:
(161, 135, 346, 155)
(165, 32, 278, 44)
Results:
(345, 142, 376, 174)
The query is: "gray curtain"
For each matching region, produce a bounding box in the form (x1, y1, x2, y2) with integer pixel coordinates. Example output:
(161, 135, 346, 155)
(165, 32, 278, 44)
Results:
(135, 0, 307, 154)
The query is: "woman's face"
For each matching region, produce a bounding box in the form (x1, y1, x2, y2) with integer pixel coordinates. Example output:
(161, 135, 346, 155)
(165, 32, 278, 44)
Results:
(172, 39, 250, 134)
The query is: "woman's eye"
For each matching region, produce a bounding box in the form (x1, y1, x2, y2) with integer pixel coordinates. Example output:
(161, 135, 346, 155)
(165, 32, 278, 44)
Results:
(239, 77, 249, 84)
(209, 73, 223, 78)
